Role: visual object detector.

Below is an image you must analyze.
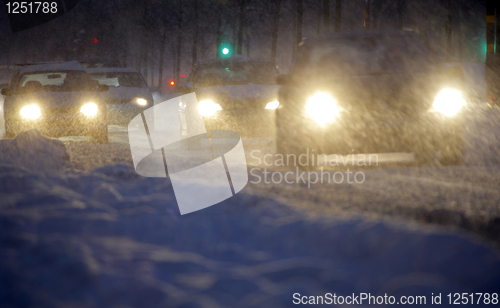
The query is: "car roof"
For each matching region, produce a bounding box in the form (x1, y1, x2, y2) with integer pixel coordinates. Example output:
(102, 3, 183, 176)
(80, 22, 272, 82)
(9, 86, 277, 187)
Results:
(85, 67, 140, 74)
(75, 56, 120, 62)
(301, 30, 420, 45)
(17, 61, 86, 74)
(195, 55, 275, 66)
(74, 57, 122, 66)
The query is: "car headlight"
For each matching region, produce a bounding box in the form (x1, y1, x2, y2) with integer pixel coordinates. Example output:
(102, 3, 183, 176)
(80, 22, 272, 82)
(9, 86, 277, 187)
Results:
(198, 99, 222, 116)
(20, 104, 41, 120)
(432, 88, 465, 117)
(306, 92, 342, 125)
(265, 101, 280, 109)
(81, 102, 98, 117)
(136, 98, 147, 106)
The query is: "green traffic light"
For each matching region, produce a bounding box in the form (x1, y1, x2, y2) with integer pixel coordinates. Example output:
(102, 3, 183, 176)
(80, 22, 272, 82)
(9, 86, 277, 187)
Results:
(222, 47, 229, 55)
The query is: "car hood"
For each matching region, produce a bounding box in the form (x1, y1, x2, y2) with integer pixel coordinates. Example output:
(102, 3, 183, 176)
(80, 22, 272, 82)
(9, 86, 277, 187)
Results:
(11, 91, 102, 108)
(312, 72, 442, 113)
(99, 87, 153, 102)
(195, 83, 279, 101)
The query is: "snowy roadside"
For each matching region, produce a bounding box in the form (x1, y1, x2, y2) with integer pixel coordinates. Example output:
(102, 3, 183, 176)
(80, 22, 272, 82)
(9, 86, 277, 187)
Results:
(245, 102, 500, 245)
(0, 130, 500, 307)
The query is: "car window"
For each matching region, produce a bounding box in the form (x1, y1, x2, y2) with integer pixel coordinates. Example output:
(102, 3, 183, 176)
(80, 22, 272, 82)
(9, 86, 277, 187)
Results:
(309, 36, 433, 76)
(194, 62, 278, 87)
(90, 72, 146, 88)
(15, 70, 97, 93)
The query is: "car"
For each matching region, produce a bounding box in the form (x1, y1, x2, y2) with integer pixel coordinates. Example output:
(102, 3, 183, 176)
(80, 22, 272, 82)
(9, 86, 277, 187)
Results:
(2, 61, 109, 143)
(178, 55, 280, 138)
(0, 64, 15, 87)
(86, 67, 153, 125)
(276, 30, 466, 168)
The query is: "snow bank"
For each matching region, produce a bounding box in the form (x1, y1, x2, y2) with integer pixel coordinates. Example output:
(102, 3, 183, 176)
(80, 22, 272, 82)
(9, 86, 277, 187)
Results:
(0, 129, 71, 171)
(0, 161, 499, 307)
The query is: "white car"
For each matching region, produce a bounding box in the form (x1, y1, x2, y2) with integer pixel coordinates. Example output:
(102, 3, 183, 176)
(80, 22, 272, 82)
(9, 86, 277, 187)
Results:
(87, 67, 153, 125)
(2, 61, 109, 143)
(178, 56, 280, 138)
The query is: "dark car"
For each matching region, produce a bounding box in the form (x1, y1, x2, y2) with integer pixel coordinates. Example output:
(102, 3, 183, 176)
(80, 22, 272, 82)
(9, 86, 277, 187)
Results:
(2, 61, 109, 143)
(275, 30, 466, 167)
(87, 67, 153, 125)
(178, 56, 280, 138)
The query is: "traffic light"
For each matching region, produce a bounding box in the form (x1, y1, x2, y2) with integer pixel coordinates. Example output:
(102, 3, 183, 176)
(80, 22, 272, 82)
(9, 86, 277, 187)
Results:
(219, 43, 232, 58)
(218, 35, 233, 58)
(170, 80, 175, 86)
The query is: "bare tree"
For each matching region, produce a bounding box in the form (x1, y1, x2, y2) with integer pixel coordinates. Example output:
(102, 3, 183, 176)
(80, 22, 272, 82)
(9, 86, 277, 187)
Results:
(397, 0, 405, 30)
(271, 0, 282, 62)
(445, 0, 452, 59)
(237, 0, 246, 55)
(245, 28, 251, 57)
(142, 49, 148, 86)
(175, 27, 182, 86)
(158, 29, 166, 91)
(364, 0, 371, 30)
(323, 0, 331, 32)
(216, 7, 222, 57)
(192, 0, 199, 66)
(335, 0, 342, 31)
(172, 0, 183, 86)
(371, 0, 386, 29)
(297, 0, 303, 46)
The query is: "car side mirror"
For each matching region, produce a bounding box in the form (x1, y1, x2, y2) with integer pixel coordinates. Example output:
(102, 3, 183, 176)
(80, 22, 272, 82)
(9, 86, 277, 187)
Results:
(177, 85, 193, 94)
(98, 84, 109, 92)
(1, 88, 12, 96)
(277, 74, 292, 86)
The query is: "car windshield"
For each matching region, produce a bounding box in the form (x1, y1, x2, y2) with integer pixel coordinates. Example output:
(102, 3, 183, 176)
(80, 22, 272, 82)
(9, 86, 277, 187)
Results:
(89, 72, 146, 88)
(194, 61, 278, 87)
(15, 70, 97, 94)
(308, 36, 433, 76)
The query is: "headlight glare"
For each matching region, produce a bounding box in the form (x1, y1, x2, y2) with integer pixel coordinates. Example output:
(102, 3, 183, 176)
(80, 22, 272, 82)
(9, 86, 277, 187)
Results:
(265, 101, 280, 109)
(306, 92, 342, 125)
(198, 100, 222, 116)
(136, 98, 147, 106)
(20, 104, 41, 120)
(432, 88, 465, 117)
(81, 102, 98, 117)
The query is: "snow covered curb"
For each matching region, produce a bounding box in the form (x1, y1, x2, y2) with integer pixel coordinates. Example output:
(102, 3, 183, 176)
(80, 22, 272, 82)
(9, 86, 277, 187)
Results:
(0, 161, 499, 307)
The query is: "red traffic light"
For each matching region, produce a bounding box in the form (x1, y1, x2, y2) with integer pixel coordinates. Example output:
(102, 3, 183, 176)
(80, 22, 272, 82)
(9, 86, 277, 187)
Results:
(170, 80, 175, 86)
(94, 38, 98, 43)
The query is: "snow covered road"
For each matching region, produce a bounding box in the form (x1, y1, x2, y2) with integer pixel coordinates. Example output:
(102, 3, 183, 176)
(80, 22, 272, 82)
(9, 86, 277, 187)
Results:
(1, 96, 500, 307)
(0, 159, 499, 307)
